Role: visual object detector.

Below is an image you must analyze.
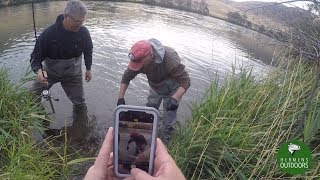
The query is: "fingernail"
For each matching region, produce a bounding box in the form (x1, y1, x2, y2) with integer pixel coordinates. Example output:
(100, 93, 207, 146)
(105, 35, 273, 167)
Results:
(130, 168, 138, 175)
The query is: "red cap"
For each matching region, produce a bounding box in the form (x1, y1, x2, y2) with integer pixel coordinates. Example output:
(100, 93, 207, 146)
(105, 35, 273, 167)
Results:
(130, 131, 139, 138)
(128, 40, 152, 71)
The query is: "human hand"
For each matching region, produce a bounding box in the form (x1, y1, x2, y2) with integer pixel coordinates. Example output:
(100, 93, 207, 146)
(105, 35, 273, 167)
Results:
(166, 97, 179, 111)
(124, 138, 185, 180)
(117, 98, 125, 106)
(37, 69, 48, 86)
(85, 70, 92, 82)
(84, 127, 120, 180)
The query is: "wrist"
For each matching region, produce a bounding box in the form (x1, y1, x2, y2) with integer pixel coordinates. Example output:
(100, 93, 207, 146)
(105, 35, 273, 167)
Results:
(171, 95, 179, 101)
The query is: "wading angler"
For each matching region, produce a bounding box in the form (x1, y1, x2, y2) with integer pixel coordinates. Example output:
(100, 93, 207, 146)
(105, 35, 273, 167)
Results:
(30, 0, 93, 112)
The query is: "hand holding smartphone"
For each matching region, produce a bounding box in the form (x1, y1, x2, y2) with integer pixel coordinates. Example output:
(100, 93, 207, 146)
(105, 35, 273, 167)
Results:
(113, 105, 159, 178)
(84, 106, 185, 180)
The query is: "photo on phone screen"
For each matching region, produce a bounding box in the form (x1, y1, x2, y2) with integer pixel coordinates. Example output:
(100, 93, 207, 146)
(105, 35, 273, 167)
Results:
(114, 105, 158, 177)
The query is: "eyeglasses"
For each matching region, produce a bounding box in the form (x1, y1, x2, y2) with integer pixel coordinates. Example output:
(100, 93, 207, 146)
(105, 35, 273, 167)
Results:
(68, 15, 85, 25)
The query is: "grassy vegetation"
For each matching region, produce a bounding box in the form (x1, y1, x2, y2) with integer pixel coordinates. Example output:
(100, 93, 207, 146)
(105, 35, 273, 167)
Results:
(0, 69, 78, 179)
(169, 59, 320, 179)
(2, 47, 320, 179)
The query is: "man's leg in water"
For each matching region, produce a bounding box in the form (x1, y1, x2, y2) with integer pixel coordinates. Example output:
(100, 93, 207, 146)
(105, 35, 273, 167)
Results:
(61, 75, 90, 140)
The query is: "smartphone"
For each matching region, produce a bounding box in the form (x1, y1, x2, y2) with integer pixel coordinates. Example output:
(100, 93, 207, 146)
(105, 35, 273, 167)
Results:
(113, 105, 159, 178)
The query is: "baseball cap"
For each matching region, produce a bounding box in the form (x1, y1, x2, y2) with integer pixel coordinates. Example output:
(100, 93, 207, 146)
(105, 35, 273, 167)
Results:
(130, 131, 139, 138)
(128, 40, 152, 71)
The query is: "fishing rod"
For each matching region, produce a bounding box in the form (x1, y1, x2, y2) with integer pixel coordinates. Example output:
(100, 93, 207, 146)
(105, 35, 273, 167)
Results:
(32, 0, 59, 114)
(31, 0, 37, 40)
(41, 89, 59, 113)
(40, 69, 59, 113)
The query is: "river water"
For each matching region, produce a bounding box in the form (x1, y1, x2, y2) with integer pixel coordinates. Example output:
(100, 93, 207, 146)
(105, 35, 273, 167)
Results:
(0, 1, 279, 144)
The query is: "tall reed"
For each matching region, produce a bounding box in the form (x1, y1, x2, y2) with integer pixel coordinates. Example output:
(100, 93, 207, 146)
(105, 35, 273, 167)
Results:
(0, 69, 76, 179)
(170, 60, 320, 179)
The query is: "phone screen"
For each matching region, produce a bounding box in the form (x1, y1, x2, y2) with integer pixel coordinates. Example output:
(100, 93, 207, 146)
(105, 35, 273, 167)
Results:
(116, 110, 156, 175)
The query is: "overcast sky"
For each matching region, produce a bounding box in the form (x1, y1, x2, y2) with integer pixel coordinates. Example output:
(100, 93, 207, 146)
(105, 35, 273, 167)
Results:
(232, 0, 312, 10)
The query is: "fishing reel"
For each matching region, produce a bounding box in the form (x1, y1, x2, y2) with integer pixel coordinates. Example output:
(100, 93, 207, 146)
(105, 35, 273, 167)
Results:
(41, 89, 59, 113)
(41, 90, 59, 101)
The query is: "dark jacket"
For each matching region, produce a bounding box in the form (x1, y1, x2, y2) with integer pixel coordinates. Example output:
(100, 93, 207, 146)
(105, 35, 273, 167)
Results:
(30, 14, 93, 73)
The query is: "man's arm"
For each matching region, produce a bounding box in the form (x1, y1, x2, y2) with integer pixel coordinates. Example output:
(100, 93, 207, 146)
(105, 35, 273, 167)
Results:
(83, 27, 93, 71)
(172, 87, 187, 101)
(30, 31, 48, 73)
(30, 30, 50, 86)
(83, 28, 93, 82)
(119, 83, 128, 99)
(127, 137, 134, 150)
(167, 50, 190, 100)
(119, 68, 139, 98)
(128, 138, 134, 144)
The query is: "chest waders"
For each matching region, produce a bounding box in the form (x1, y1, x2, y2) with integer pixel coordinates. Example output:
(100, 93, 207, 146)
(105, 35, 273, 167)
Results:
(43, 56, 85, 106)
(146, 79, 180, 142)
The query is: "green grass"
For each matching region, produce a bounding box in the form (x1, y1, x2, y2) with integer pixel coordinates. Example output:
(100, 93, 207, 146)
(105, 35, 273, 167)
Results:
(0, 68, 79, 179)
(169, 60, 320, 179)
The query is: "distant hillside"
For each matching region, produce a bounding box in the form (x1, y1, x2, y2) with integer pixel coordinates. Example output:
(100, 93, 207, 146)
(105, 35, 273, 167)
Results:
(206, 0, 238, 19)
(206, 0, 316, 31)
(230, 1, 316, 29)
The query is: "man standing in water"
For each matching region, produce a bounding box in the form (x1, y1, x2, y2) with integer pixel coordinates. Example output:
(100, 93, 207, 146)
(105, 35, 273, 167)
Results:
(30, 0, 93, 131)
(117, 39, 190, 143)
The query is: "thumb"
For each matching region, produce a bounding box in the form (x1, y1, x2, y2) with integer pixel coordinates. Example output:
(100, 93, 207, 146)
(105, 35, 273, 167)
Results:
(131, 168, 153, 179)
